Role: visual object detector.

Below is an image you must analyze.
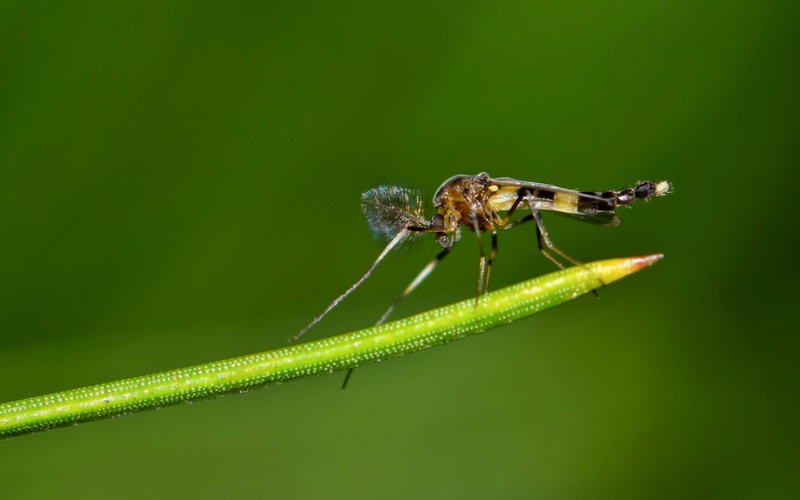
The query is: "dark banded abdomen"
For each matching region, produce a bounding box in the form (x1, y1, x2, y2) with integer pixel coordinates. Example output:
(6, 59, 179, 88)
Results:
(578, 181, 668, 213)
(489, 179, 670, 217)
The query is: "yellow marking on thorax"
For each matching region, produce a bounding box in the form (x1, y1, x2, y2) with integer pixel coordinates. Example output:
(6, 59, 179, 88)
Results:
(488, 186, 522, 211)
(553, 191, 581, 214)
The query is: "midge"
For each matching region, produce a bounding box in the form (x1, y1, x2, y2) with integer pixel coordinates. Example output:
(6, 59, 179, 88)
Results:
(292, 173, 671, 341)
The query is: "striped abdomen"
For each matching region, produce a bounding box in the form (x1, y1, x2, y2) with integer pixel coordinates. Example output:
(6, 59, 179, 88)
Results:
(577, 180, 671, 213)
(491, 180, 671, 216)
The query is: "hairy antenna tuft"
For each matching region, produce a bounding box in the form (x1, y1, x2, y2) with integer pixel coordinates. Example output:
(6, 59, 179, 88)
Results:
(361, 185, 428, 242)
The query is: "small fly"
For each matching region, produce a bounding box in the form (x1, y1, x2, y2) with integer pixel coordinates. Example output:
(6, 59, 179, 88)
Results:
(292, 173, 671, 345)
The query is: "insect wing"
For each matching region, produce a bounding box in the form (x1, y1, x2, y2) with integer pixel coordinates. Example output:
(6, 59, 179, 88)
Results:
(490, 177, 592, 199)
(550, 211, 622, 227)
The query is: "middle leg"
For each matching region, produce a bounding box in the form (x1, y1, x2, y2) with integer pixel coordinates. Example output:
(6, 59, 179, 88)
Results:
(473, 218, 487, 307)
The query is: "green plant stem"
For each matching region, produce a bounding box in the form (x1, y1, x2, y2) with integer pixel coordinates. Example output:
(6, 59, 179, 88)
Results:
(0, 254, 662, 439)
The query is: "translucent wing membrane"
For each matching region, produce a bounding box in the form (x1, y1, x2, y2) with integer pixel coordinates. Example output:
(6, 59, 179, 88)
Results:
(551, 211, 623, 226)
(361, 185, 428, 242)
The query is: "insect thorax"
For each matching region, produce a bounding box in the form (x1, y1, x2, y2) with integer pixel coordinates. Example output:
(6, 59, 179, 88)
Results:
(432, 173, 497, 232)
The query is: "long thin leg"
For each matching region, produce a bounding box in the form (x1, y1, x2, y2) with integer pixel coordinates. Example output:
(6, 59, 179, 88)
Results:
(531, 208, 582, 267)
(377, 247, 452, 325)
(507, 200, 604, 296)
(530, 206, 603, 296)
(290, 229, 409, 342)
(473, 219, 486, 308)
(505, 208, 581, 269)
(342, 247, 453, 390)
(504, 213, 533, 230)
(499, 192, 526, 226)
(484, 229, 498, 295)
(341, 367, 355, 390)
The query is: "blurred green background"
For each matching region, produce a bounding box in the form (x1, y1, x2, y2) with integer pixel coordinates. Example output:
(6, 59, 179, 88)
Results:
(1, 1, 797, 498)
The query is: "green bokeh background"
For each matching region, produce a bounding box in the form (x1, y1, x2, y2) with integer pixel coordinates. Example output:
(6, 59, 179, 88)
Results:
(1, 1, 797, 498)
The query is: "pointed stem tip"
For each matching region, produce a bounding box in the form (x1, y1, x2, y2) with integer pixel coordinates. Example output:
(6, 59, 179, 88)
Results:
(631, 253, 664, 269)
(627, 253, 664, 272)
